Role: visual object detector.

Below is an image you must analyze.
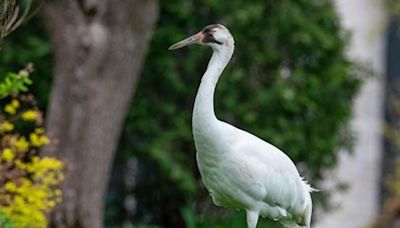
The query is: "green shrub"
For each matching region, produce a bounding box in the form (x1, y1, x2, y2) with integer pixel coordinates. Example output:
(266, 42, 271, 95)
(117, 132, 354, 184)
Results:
(108, 0, 362, 226)
(0, 68, 63, 228)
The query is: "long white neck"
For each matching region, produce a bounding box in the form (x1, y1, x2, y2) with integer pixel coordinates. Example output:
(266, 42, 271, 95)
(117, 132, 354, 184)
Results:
(192, 45, 234, 137)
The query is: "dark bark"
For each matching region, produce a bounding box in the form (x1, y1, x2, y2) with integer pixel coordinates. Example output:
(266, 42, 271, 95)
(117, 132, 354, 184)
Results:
(41, 0, 158, 227)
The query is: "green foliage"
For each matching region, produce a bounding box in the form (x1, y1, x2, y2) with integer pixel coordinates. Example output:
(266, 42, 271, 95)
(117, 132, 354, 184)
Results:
(0, 68, 32, 98)
(387, 0, 400, 16)
(0, 69, 64, 228)
(0, 17, 52, 108)
(108, 0, 362, 226)
(0, 211, 16, 228)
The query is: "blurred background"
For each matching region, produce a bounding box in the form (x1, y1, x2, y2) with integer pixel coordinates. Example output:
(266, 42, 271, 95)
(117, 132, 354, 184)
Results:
(0, 0, 399, 227)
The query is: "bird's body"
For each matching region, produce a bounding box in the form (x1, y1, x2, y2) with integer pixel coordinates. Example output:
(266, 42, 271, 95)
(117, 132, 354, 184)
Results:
(195, 120, 313, 227)
(170, 24, 316, 228)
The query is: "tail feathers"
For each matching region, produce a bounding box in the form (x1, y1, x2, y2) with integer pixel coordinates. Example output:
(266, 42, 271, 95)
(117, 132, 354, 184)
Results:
(301, 177, 319, 192)
(282, 177, 315, 228)
(280, 203, 312, 228)
(279, 201, 312, 228)
(308, 185, 319, 192)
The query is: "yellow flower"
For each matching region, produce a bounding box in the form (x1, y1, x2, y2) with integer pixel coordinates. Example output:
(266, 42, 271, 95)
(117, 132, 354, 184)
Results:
(40, 157, 63, 170)
(1, 148, 15, 162)
(30, 133, 50, 147)
(15, 160, 27, 169)
(0, 121, 14, 133)
(35, 128, 45, 134)
(47, 200, 56, 207)
(0, 156, 64, 227)
(21, 110, 39, 121)
(11, 99, 20, 108)
(0, 70, 64, 228)
(14, 137, 29, 152)
(54, 189, 62, 196)
(5, 181, 17, 192)
(4, 104, 16, 115)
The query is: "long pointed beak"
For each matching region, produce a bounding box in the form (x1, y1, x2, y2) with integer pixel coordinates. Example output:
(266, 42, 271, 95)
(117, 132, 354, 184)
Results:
(168, 32, 203, 50)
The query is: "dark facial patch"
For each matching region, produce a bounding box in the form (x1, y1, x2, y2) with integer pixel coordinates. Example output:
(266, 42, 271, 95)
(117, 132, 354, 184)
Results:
(201, 24, 223, 45)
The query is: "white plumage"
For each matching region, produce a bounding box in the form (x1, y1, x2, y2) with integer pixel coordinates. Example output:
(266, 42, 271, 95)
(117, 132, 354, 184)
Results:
(169, 24, 317, 228)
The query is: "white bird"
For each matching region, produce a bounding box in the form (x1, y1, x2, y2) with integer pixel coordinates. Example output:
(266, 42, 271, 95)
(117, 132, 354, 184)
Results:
(169, 24, 317, 228)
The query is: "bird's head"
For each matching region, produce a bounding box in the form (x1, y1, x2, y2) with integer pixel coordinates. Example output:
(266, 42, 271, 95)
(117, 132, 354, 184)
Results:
(169, 24, 234, 51)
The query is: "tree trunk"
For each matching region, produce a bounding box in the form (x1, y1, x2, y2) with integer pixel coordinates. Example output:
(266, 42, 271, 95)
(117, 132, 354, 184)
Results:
(41, 1, 158, 227)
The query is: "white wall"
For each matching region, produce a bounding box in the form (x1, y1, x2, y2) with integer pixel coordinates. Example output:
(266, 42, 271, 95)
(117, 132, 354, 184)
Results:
(315, 0, 386, 227)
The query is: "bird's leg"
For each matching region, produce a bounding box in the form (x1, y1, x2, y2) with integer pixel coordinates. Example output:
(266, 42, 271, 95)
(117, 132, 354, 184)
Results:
(246, 210, 259, 228)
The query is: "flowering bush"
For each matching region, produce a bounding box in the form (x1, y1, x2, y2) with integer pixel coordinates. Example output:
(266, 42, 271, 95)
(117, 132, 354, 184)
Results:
(0, 67, 63, 228)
